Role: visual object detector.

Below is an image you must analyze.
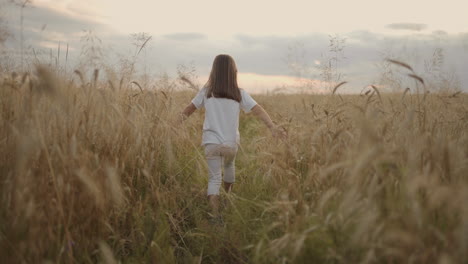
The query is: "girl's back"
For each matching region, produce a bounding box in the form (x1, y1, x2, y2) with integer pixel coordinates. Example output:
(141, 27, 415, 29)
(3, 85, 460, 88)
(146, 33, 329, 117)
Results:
(191, 87, 257, 146)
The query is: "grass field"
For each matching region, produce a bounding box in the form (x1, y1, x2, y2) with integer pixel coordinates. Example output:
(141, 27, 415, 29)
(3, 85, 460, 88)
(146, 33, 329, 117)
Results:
(0, 66, 467, 263)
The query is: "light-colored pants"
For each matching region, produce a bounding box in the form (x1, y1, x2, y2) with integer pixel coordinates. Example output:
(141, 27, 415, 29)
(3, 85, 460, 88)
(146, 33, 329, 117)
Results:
(204, 143, 238, 195)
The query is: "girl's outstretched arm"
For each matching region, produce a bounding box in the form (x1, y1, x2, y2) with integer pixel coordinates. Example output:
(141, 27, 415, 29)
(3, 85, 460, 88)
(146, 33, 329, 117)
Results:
(251, 104, 287, 139)
(182, 103, 197, 118)
(179, 103, 197, 123)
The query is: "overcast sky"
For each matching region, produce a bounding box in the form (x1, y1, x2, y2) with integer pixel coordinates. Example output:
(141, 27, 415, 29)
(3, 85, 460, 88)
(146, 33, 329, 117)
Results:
(1, 0, 467, 93)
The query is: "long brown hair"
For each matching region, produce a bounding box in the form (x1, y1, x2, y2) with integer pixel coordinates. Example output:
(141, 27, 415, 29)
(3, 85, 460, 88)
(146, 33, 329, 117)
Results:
(205, 54, 241, 102)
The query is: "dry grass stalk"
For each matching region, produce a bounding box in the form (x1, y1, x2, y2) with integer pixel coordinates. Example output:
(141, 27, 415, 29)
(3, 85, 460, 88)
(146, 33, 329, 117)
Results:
(93, 69, 99, 87)
(74, 69, 85, 86)
(0, 64, 467, 264)
(136, 36, 152, 56)
(450, 91, 462, 98)
(402, 87, 410, 99)
(408, 73, 425, 85)
(386, 58, 414, 72)
(179, 75, 199, 91)
(131, 81, 144, 92)
(332, 81, 347, 95)
(370, 85, 382, 102)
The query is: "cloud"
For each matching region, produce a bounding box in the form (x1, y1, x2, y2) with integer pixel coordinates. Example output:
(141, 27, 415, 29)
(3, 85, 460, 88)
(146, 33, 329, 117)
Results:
(385, 23, 428, 31)
(4, 3, 116, 57)
(461, 32, 468, 51)
(163, 33, 206, 41)
(3, 1, 468, 93)
(4, 2, 113, 50)
(22, 5, 109, 34)
(432, 30, 448, 36)
(32, 0, 107, 25)
(347, 30, 382, 44)
(236, 72, 330, 94)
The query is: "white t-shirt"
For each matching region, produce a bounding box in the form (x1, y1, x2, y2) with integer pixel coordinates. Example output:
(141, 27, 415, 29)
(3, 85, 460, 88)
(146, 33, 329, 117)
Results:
(191, 87, 257, 146)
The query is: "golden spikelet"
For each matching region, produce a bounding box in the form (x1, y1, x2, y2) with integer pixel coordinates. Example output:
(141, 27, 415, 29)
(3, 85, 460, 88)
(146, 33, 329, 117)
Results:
(131, 81, 143, 92)
(370, 85, 382, 102)
(332, 81, 347, 95)
(179, 75, 199, 91)
(403, 87, 410, 97)
(386, 58, 414, 72)
(407, 73, 425, 85)
(74, 69, 85, 85)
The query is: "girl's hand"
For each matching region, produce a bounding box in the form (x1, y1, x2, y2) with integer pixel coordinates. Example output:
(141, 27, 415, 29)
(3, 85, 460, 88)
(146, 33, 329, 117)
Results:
(251, 104, 287, 141)
(177, 103, 197, 126)
(271, 126, 287, 141)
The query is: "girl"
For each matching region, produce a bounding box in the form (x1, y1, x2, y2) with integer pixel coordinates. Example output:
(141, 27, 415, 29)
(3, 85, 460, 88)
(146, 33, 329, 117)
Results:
(180, 54, 285, 218)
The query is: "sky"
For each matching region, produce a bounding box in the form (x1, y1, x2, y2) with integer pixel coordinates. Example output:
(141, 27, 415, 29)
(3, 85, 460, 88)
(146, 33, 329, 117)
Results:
(1, 0, 468, 93)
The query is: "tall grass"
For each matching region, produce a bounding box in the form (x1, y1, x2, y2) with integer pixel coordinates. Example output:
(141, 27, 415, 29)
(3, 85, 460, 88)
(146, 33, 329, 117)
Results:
(0, 66, 467, 263)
